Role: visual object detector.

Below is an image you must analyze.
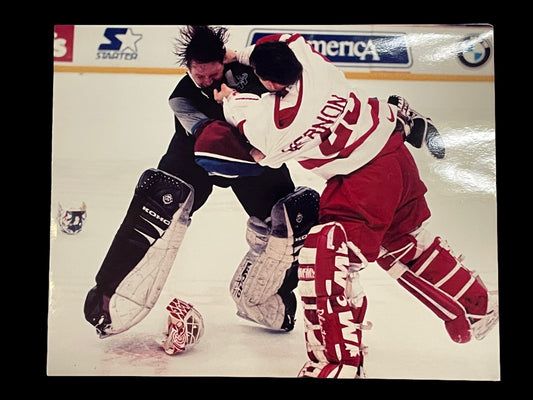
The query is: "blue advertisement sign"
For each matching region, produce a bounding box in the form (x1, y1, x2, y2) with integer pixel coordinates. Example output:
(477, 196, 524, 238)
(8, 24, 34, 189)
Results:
(248, 30, 411, 68)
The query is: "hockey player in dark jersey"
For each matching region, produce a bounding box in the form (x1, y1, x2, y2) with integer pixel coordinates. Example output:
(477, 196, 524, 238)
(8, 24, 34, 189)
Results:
(83, 26, 319, 344)
(159, 26, 294, 214)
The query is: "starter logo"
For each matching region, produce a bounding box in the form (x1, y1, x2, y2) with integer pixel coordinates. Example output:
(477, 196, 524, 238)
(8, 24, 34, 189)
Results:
(248, 30, 411, 68)
(54, 25, 74, 62)
(96, 27, 143, 60)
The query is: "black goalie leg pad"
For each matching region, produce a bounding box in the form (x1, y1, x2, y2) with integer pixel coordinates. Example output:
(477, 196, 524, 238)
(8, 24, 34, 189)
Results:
(84, 168, 194, 337)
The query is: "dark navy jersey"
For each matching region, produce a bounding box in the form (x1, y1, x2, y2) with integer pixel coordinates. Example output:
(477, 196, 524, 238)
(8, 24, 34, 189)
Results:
(169, 63, 267, 135)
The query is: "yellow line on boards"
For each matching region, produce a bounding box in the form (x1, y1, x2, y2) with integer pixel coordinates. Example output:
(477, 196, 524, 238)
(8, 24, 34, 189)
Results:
(53, 65, 494, 82)
(344, 71, 494, 82)
(53, 65, 183, 75)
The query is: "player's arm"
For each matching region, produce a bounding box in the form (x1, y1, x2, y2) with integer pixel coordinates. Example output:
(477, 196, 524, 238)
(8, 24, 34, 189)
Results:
(214, 83, 260, 130)
(169, 96, 210, 136)
(212, 84, 266, 161)
(193, 118, 266, 178)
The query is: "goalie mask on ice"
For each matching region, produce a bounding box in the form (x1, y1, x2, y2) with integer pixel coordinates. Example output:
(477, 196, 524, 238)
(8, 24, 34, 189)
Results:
(57, 202, 87, 234)
(230, 186, 319, 331)
(84, 169, 194, 338)
(160, 298, 204, 355)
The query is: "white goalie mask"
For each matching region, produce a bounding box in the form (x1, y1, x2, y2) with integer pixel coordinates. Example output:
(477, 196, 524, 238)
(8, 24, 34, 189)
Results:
(160, 298, 204, 355)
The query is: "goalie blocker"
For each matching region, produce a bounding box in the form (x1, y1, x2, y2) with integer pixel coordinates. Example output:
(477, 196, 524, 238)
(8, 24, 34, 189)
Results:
(84, 169, 194, 338)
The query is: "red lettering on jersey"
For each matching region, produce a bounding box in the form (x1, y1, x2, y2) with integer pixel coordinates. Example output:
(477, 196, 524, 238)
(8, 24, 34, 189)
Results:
(336, 97, 380, 158)
(275, 79, 304, 129)
(281, 94, 346, 152)
(298, 96, 380, 171)
(318, 93, 361, 156)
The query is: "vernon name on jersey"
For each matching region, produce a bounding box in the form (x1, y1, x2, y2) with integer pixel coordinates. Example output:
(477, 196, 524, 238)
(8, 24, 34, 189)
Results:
(282, 94, 347, 153)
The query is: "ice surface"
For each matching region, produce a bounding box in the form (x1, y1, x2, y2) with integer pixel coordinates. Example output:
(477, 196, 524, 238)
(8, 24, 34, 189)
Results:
(48, 72, 499, 379)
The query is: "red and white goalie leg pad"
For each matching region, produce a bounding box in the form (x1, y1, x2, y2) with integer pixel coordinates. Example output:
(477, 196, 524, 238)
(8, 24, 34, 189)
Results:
(377, 227, 498, 343)
(297, 222, 370, 378)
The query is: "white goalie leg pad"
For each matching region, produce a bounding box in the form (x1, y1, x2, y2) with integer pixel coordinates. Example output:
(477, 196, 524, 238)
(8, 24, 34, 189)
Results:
(108, 213, 191, 335)
(230, 186, 320, 330)
(230, 216, 294, 329)
(106, 172, 194, 337)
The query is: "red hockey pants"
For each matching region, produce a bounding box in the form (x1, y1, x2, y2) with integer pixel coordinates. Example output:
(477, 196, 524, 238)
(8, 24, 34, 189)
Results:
(319, 132, 431, 263)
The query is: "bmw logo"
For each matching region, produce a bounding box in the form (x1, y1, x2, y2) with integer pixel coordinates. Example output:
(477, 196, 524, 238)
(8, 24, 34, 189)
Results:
(457, 35, 491, 68)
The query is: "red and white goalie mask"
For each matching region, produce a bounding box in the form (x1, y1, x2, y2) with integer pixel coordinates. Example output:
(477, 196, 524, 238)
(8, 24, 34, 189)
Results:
(160, 298, 204, 355)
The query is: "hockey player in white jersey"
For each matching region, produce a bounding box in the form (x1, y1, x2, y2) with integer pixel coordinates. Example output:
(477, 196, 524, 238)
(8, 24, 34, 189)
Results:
(210, 33, 498, 378)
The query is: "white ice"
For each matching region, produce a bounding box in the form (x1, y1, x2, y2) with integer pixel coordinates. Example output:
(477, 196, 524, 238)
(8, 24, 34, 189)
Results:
(48, 71, 499, 379)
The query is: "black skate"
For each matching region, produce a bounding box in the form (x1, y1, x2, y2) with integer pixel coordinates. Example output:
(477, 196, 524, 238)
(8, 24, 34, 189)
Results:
(84, 285, 113, 337)
(278, 260, 300, 331)
(280, 291, 297, 331)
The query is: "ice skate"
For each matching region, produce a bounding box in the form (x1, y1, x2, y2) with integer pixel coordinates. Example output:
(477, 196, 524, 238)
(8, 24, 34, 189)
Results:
(470, 290, 499, 340)
(279, 291, 297, 331)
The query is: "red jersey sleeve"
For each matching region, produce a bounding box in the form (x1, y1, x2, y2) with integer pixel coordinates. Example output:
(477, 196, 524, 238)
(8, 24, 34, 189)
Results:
(255, 33, 286, 44)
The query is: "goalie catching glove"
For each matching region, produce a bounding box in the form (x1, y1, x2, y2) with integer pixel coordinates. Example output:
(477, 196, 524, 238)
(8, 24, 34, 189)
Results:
(388, 95, 445, 159)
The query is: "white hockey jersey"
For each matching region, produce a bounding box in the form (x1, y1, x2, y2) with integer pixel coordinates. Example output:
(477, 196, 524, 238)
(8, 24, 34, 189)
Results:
(223, 33, 397, 180)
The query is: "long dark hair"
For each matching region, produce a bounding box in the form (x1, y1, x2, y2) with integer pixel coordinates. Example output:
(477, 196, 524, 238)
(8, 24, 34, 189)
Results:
(174, 25, 229, 67)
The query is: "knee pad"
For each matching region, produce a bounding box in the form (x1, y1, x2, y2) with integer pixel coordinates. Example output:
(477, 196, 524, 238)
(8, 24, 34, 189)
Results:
(229, 186, 320, 330)
(297, 222, 370, 377)
(378, 230, 497, 343)
(84, 169, 194, 337)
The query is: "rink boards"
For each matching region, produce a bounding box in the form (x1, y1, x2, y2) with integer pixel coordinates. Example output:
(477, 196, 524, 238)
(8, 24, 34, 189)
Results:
(53, 24, 494, 82)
